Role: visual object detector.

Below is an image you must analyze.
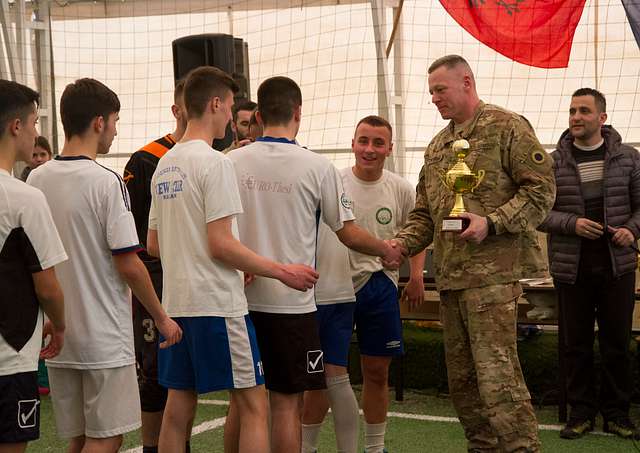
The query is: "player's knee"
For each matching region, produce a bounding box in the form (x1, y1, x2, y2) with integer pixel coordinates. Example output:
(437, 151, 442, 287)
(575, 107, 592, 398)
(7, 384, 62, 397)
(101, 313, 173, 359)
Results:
(269, 391, 302, 416)
(362, 359, 390, 386)
(303, 389, 330, 416)
(232, 387, 268, 418)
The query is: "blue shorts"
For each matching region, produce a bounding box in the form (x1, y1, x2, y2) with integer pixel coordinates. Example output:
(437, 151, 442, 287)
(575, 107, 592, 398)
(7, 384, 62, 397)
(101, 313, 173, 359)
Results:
(158, 315, 264, 394)
(354, 271, 404, 356)
(316, 302, 356, 367)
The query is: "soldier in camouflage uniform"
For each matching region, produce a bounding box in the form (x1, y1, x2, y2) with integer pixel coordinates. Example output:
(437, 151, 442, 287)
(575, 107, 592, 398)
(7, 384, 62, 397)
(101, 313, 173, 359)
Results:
(394, 55, 556, 452)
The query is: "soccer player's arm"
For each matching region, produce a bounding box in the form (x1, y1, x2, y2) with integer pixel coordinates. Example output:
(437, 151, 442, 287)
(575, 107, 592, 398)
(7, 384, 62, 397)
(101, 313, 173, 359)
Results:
(112, 252, 182, 348)
(403, 252, 426, 310)
(319, 165, 403, 265)
(147, 190, 160, 258)
(23, 190, 68, 358)
(33, 269, 65, 359)
(335, 220, 393, 257)
(147, 229, 159, 257)
(399, 180, 426, 309)
(106, 177, 181, 348)
(207, 216, 317, 291)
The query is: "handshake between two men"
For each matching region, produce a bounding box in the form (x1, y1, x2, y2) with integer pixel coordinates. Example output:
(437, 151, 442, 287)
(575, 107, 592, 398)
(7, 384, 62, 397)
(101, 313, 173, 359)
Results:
(381, 238, 408, 270)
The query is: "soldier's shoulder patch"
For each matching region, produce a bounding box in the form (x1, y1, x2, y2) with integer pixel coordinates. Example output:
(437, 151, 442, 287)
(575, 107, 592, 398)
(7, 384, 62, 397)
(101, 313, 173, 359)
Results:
(530, 150, 547, 165)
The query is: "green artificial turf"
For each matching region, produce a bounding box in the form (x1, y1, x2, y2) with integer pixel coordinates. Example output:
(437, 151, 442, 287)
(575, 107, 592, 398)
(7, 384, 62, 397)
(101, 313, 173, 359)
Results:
(29, 389, 640, 452)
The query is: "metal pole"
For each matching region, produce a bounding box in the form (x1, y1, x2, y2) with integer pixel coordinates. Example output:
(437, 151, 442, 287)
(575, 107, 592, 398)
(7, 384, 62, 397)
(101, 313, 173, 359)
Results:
(391, 1, 405, 177)
(0, 0, 18, 80)
(370, 0, 394, 172)
(593, 0, 599, 90)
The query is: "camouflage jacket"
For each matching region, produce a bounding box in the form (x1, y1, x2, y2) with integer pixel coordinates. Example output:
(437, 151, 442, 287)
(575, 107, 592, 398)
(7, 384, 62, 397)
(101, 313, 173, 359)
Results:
(396, 101, 556, 291)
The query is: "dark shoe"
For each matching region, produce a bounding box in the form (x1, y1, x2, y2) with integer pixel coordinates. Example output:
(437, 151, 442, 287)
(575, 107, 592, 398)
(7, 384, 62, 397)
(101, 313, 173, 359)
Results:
(559, 418, 594, 439)
(603, 418, 640, 440)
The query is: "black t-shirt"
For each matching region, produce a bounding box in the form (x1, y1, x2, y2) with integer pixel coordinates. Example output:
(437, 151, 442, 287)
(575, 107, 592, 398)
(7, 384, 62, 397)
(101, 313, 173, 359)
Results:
(123, 134, 176, 273)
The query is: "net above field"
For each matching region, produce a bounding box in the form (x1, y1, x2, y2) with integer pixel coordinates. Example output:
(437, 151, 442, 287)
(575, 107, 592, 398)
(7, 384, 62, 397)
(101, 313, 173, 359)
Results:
(2, 0, 639, 184)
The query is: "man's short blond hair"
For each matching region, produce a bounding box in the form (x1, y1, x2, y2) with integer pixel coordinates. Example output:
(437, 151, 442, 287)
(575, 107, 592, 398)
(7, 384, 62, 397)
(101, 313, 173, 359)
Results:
(428, 54, 472, 75)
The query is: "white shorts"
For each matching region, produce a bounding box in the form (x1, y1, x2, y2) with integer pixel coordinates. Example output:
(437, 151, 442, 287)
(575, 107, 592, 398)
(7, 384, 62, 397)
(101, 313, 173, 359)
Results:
(48, 365, 141, 438)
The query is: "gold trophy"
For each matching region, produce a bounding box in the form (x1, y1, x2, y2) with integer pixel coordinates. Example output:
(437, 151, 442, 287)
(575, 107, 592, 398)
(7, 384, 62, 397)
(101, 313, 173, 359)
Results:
(439, 139, 485, 232)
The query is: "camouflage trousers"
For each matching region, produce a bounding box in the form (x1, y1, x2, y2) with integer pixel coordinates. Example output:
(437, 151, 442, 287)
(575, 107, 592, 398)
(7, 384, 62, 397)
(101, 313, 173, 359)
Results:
(440, 282, 540, 453)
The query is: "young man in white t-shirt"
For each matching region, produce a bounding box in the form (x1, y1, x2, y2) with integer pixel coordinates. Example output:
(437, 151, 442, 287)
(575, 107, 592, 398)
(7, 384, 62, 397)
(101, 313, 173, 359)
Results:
(28, 78, 182, 453)
(146, 66, 318, 453)
(227, 77, 405, 453)
(0, 80, 67, 453)
(349, 116, 425, 453)
(301, 116, 425, 453)
(123, 79, 190, 453)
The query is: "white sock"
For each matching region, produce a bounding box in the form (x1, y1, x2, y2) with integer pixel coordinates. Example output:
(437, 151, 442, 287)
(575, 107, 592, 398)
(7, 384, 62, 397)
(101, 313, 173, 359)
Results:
(364, 421, 386, 453)
(326, 374, 359, 453)
(301, 422, 322, 453)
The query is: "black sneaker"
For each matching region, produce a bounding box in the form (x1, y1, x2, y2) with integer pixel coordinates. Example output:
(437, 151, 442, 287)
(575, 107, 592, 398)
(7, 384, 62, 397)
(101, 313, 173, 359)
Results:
(603, 418, 640, 440)
(559, 418, 594, 439)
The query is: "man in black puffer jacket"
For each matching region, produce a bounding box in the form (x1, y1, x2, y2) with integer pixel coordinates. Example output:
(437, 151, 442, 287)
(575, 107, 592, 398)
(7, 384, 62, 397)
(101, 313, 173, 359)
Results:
(539, 87, 640, 441)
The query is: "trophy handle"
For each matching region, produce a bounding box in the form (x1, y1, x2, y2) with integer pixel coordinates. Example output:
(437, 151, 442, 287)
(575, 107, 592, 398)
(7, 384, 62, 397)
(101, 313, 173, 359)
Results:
(472, 169, 485, 191)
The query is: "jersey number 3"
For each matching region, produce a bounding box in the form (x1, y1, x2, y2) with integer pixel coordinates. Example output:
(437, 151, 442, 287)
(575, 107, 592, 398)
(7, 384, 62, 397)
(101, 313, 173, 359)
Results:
(142, 318, 157, 342)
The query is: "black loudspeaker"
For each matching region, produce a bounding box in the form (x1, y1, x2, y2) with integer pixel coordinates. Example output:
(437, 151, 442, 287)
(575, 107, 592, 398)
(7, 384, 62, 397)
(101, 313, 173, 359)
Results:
(234, 38, 250, 100)
(173, 33, 235, 81)
(172, 34, 251, 150)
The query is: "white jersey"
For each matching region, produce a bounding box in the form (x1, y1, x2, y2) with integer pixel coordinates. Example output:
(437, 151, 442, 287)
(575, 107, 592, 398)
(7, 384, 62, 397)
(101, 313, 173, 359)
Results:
(148, 139, 247, 318)
(343, 168, 415, 292)
(28, 157, 141, 369)
(315, 221, 356, 305)
(0, 170, 67, 376)
(228, 137, 354, 314)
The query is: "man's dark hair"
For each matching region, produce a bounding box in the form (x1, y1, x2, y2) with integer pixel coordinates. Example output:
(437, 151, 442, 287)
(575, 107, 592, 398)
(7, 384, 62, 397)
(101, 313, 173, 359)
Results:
(572, 87, 607, 113)
(183, 66, 239, 119)
(60, 78, 120, 139)
(428, 54, 472, 75)
(174, 78, 186, 105)
(0, 80, 39, 140)
(355, 115, 393, 138)
(233, 100, 257, 123)
(257, 77, 302, 126)
(35, 136, 52, 156)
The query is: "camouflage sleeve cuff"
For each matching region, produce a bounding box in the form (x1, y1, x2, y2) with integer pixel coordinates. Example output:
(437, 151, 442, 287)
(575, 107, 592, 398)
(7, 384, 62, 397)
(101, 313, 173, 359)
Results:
(487, 213, 504, 235)
(394, 237, 415, 257)
(486, 216, 496, 235)
(394, 237, 408, 253)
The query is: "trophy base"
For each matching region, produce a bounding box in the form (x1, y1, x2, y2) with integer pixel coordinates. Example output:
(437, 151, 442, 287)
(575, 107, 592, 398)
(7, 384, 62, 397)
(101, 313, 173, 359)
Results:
(442, 216, 470, 233)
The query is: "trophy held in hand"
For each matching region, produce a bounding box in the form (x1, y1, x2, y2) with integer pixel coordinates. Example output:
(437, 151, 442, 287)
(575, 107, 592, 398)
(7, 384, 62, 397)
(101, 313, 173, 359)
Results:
(439, 139, 485, 233)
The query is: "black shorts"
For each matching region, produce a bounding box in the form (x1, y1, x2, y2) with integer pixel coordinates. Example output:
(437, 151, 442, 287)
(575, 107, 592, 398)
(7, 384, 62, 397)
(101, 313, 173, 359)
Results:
(132, 268, 167, 412)
(249, 311, 326, 394)
(0, 371, 39, 443)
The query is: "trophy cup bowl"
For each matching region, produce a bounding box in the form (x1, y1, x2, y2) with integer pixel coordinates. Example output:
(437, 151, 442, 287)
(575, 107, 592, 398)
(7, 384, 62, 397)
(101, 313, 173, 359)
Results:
(439, 139, 485, 233)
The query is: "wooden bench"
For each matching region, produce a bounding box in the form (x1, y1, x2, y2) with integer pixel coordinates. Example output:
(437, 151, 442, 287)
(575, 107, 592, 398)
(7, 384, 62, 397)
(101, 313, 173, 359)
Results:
(394, 278, 640, 422)
(399, 279, 562, 325)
